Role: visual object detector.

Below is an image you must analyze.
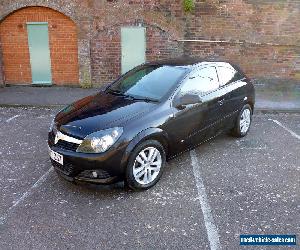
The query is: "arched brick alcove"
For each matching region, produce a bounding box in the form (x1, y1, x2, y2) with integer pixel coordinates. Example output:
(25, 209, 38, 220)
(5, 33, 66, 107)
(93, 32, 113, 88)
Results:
(0, 6, 79, 85)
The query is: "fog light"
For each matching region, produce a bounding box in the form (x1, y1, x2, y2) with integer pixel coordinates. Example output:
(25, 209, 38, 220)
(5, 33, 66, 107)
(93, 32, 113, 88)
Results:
(78, 169, 111, 179)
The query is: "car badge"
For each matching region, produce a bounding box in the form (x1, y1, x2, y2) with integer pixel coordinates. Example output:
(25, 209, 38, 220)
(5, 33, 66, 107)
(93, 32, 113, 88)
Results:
(54, 131, 63, 144)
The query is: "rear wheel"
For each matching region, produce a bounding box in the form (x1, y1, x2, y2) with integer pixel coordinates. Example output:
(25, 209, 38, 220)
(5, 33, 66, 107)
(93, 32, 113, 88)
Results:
(125, 140, 166, 191)
(232, 104, 252, 137)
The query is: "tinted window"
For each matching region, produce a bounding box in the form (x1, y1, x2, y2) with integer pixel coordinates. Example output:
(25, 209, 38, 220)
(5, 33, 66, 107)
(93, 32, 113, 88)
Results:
(180, 67, 219, 96)
(108, 65, 187, 101)
(217, 66, 238, 86)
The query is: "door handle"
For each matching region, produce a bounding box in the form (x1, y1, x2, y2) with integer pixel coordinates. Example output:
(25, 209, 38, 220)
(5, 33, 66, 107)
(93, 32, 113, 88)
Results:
(218, 99, 225, 105)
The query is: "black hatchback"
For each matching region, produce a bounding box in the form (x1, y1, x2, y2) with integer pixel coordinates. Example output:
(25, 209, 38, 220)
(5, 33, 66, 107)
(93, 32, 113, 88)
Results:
(48, 58, 255, 190)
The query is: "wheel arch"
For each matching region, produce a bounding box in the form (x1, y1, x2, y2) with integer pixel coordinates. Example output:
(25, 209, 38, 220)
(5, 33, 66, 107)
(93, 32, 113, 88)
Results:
(248, 101, 255, 114)
(120, 128, 170, 172)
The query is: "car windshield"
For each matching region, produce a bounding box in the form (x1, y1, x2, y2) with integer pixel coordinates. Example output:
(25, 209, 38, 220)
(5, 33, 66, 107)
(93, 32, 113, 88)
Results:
(107, 65, 188, 101)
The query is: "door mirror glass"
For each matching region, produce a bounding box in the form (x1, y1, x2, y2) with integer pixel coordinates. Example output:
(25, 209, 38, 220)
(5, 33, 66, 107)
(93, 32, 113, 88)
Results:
(173, 93, 202, 108)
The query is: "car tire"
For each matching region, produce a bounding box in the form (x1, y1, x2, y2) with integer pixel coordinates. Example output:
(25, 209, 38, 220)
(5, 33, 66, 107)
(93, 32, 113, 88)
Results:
(125, 140, 166, 191)
(232, 104, 252, 138)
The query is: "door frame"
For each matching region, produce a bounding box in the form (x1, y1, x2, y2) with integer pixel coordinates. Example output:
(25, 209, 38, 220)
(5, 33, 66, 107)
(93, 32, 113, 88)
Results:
(27, 22, 52, 85)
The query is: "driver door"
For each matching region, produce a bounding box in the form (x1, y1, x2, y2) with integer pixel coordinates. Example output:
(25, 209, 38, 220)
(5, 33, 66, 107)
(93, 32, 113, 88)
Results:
(167, 66, 221, 153)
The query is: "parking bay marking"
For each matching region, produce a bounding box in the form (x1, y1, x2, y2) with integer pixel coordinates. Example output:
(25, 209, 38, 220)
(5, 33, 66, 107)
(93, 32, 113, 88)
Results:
(269, 119, 300, 140)
(0, 167, 53, 225)
(5, 115, 20, 123)
(190, 150, 222, 250)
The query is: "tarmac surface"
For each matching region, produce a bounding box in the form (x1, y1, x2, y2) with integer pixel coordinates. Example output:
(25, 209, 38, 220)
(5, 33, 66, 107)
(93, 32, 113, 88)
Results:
(0, 107, 299, 249)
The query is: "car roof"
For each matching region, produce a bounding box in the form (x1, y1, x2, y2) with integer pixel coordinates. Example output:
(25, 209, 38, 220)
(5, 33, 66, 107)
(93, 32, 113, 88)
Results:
(146, 57, 236, 70)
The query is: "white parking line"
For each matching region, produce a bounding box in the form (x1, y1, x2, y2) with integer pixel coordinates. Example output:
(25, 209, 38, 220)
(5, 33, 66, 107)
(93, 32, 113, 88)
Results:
(269, 119, 300, 140)
(0, 167, 53, 225)
(190, 150, 222, 250)
(6, 115, 20, 123)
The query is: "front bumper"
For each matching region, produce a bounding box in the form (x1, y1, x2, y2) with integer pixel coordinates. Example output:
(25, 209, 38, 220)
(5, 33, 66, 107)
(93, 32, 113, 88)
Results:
(48, 130, 129, 184)
(48, 145, 128, 185)
(53, 162, 120, 184)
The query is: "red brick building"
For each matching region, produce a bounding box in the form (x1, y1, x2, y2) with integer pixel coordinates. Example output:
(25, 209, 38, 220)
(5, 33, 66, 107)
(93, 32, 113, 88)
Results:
(0, 0, 299, 87)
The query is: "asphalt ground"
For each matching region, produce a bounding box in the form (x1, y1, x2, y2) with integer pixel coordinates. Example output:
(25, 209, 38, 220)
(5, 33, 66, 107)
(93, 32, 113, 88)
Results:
(0, 107, 299, 250)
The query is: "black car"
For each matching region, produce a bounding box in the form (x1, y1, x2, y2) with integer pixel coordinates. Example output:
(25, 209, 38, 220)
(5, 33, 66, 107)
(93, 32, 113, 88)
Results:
(48, 58, 255, 190)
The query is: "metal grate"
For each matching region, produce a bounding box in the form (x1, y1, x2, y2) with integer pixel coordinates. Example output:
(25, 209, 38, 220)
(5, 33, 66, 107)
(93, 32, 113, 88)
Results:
(55, 140, 79, 152)
(48, 130, 79, 152)
(51, 160, 76, 176)
(77, 169, 111, 179)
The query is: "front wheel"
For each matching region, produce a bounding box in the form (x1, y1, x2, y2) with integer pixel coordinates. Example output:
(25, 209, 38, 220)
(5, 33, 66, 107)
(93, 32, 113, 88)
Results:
(232, 104, 252, 137)
(125, 140, 166, 191)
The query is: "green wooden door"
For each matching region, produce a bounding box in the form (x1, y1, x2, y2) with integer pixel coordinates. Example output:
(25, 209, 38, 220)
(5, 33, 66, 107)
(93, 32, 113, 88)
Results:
(121, 27, 146, 74)
(27, 23, 52, 84)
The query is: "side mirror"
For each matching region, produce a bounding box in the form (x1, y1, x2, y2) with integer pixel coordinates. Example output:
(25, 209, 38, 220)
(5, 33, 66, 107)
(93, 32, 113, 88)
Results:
(173, 93, 202, 109)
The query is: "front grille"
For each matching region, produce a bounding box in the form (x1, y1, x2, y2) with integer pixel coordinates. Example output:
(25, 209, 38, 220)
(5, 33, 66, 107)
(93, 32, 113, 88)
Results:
(56, 140, 79, 151)
(48, 130, 79, 152)
(51, 160, 76, 176)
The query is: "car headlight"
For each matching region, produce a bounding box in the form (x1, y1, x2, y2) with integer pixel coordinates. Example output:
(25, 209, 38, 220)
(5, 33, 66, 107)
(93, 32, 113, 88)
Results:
(76, 127, 123, 153)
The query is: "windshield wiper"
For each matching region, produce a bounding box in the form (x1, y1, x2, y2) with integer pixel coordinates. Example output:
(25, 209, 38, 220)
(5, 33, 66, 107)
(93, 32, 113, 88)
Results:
(107, 89, 127, 97)
(107, 89, 158, 103)
(128, 96, 159, 103)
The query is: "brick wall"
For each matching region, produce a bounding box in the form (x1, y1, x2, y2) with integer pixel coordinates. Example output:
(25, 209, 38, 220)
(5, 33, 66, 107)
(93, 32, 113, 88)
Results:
(0, 9, 31, 84)
(91, 27, 121, 85)
(0, 6, 79, 85)
(185, 0, 300, 83)
(90, 0, 185, 85)
(69, 0, 300, 85)
(0, 38, 4, 86)
(0, 0, 299, 87)
(146, 25, 184, 62)
(91, 23, 184, 84)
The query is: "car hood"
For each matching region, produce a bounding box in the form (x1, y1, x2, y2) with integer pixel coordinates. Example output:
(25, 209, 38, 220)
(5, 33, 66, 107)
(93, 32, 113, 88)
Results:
(55, 92, 156, 139)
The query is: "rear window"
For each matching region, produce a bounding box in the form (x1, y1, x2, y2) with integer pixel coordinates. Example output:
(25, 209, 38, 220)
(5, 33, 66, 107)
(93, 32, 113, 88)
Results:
(217, 65, 245, 86)
(180, 66, 219, 96)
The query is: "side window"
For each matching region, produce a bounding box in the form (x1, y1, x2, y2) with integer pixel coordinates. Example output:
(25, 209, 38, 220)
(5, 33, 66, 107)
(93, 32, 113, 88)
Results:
(180, 67, 219, 96)
(217, 66, 237, 86)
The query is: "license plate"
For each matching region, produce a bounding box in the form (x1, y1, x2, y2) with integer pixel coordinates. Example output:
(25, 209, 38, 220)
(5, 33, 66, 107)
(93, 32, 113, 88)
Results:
(49, 148, 63, 165)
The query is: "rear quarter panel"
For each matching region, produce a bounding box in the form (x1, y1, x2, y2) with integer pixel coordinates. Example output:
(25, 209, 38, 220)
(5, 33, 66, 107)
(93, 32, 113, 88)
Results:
(229, 78, 255, 110)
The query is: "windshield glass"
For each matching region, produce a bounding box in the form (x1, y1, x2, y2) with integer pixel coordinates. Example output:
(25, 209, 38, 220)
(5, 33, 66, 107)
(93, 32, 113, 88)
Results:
(107, 65, 188, 101)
